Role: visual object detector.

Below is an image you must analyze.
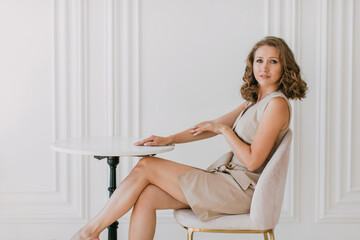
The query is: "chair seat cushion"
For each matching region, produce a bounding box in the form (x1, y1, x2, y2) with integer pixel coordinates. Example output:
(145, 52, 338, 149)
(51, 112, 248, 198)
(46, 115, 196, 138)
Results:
(173, 209, 271, 230)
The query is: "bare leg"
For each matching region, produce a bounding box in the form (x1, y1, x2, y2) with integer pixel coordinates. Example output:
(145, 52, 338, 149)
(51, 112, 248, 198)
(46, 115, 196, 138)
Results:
(129, 184, 189, 240)
(71, 156, 195, 240)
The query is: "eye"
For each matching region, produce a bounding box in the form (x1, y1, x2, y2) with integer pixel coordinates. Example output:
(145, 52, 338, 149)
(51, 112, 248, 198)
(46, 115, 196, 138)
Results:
(256, 59, 263, 63)
(270, 60, 278, 64)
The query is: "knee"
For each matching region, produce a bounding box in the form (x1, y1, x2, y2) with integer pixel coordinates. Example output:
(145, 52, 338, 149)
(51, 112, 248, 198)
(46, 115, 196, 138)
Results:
(136, 156, 152, 167)
(133, 156, 154, 175)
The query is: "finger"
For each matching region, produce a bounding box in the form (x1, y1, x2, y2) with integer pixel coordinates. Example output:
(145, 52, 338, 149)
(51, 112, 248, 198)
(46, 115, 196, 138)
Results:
(135, 140, 146, 146)
(135, 139, 145, 145)
(135, 141, 150, 146)
(144, 141, 156, 146)
(190, 127, 198, 133)
(192, 129, 204, 136)
(193, 131, 201, 136)
(135, 136, 153, 145)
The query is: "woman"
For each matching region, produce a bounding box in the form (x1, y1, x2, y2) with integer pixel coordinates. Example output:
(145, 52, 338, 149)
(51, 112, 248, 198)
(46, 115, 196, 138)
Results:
(72, 36, 307, 240)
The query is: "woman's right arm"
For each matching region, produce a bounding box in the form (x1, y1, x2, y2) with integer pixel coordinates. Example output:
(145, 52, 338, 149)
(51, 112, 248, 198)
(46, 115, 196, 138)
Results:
(135, 101, 249, 146)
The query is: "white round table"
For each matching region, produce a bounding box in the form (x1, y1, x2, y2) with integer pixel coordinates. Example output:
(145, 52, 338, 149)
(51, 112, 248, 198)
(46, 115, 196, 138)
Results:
(51, 136, 175, 240)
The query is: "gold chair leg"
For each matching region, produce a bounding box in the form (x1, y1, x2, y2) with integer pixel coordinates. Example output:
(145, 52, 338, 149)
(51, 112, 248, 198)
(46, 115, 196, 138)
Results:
(269, 229, 275, 240)
(263, 231, 269, 240)
(187, 228, 194, 240)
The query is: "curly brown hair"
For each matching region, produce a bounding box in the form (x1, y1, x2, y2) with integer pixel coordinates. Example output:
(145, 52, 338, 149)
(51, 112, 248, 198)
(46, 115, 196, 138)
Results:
(240, 36, 308, 102)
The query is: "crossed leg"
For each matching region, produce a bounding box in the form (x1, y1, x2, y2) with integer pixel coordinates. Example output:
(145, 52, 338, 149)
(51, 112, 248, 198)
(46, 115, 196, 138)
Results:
(71, 156, 196, 240)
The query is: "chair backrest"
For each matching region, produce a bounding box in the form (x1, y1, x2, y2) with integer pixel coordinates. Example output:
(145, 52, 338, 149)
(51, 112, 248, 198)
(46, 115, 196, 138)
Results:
(249, 129, 292, 229)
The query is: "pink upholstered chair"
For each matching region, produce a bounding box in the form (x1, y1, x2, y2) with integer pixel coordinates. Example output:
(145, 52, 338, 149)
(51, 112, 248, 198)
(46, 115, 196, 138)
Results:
(174, 129, 293, 240)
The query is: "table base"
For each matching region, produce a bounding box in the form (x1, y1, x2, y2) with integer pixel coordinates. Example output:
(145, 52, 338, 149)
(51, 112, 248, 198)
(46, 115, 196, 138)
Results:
(95, 156, 119, 240)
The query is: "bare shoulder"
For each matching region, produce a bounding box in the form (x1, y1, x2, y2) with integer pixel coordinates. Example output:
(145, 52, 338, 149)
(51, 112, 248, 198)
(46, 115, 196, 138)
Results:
(267, 97, 289, 111)
(265, 97, 290, 129)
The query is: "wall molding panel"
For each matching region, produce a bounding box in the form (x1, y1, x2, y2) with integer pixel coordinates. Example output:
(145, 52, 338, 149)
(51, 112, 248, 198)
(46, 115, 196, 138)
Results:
(0, 0, 82, 224)
(0, 0, 89, 223)
(0, 0, 90, 224)
(53, 0, 90, 222)
(105, 0, 140, 139)
(315, 0, 360, 223)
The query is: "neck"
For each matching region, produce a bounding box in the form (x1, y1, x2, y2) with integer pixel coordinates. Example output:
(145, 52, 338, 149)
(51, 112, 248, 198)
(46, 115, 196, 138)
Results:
(257, 88, 279, 102)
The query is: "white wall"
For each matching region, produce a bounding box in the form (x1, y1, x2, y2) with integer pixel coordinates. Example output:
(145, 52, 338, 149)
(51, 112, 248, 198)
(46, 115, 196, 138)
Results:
(0, 0, 359, 239)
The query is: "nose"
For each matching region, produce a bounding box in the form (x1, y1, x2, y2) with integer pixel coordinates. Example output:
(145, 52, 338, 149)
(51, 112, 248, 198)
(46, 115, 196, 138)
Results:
(261, 62, 269, 72)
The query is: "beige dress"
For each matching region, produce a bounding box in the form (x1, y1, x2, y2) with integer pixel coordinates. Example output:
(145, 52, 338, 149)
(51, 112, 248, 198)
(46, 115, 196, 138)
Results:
(178, 91, 291, 222)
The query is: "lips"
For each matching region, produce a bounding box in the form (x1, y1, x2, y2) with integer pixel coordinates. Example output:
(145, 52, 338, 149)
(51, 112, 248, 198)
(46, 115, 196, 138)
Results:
(259, 74, 270, 78)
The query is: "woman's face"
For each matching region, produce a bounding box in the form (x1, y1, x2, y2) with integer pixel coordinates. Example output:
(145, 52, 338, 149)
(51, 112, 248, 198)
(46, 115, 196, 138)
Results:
(253, 45, 283, 90)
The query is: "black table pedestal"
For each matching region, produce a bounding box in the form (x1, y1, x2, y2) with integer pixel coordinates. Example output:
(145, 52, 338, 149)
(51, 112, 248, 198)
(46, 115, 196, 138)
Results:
(95, 156, 119, 240)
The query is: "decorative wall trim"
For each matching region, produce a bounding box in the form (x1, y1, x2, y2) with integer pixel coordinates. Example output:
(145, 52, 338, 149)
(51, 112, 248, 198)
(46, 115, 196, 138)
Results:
(131, 0, 141, 141)
(315, 0, 360, 223)
(0, 0, 90, 223)
(106, 0, 116, 137)
(105, 0, 137, 139)
(265, 0, 300, 222)
(346, 0, 357, 194)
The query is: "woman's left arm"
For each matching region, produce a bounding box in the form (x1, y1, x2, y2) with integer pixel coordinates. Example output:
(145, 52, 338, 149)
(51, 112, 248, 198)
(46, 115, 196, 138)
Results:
(192, 97, 290, 172)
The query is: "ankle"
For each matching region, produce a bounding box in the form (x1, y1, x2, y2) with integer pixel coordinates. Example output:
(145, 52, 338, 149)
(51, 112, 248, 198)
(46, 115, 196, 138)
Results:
(85, 223, 102, 238)
(73, 224, 100, 240)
